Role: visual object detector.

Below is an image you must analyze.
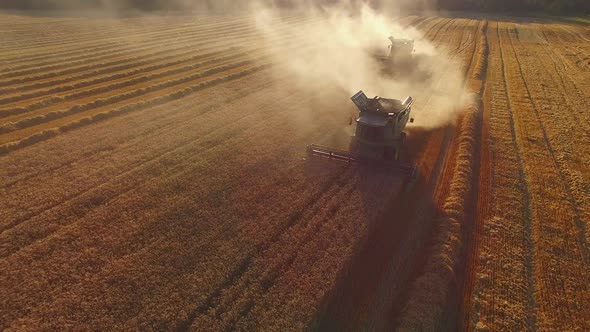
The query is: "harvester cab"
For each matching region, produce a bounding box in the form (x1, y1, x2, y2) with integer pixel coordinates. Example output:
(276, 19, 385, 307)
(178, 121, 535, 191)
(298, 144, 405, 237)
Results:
(307, 91, 418, 186)
(349, 90, 414, 161)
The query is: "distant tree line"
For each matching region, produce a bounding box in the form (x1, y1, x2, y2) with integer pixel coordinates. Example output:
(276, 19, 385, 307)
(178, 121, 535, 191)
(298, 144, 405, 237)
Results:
(0, 0, 588, 14)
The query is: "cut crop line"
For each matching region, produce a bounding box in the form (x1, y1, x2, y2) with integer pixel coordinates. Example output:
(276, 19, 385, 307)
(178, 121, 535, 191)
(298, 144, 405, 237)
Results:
(0, 48, 237, 107)
(0, 62, 272, 155)
(0, 15, 308, 79)
(0, 17, 251, 63)
(0, 21, 263, 81)
(0, 33, 310, 133)
(0, 16, 310, 89)
(0, 55, 262, 131)
(0, 18, 307, 95)
(0, 16, 264, 62)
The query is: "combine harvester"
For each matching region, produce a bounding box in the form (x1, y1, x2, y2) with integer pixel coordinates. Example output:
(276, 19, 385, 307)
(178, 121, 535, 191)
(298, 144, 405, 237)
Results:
(375, 36, 415, 75)
(307, 90, 419, 188)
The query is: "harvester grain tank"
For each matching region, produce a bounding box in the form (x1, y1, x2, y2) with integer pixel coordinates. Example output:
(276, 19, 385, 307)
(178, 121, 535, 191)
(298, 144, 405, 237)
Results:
(307, 91, 418, 185)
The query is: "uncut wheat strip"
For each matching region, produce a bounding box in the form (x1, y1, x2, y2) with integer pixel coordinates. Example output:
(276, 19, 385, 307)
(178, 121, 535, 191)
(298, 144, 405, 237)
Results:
(499, 22, 590, 331)
(0, 15, 256, 61)
(220, 177, 363, 329)
(0, 85, 344, 330)
(395, 18, 485, 331)
(225, 199, 370, 330)
(468, 21, 536, 332)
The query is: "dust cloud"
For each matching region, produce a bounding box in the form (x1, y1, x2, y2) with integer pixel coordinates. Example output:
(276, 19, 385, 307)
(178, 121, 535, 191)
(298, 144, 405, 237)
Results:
(3, 0, 471, 129)
(253, 1, 471, 129)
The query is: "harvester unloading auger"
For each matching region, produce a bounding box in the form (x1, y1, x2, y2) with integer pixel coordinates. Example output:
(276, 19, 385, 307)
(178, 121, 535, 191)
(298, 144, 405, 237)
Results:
(307, 90, 419, 185)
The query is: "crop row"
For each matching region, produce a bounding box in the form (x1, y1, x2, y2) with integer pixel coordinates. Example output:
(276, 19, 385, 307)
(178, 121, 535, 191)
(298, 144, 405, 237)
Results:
(0, 34, 312, 139)
(0, 48, 235, 107)
(0, 17, 262, 77)
(0, 53, 258, 128)
(0, 24, 308, 125)
(0, 63, 271, 156)
(0, 16, 306, 90)
(0, 18, 302, 96)
(0, 19, 263, 81)
(0, 15, 255, 64)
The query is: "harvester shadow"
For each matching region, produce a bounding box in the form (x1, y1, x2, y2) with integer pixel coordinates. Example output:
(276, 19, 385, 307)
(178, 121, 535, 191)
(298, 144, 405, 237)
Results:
(308, 127, 443, 331)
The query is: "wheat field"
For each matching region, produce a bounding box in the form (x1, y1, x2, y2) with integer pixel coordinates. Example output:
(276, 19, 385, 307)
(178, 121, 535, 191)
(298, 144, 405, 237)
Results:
(0, 12, 589, 331)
